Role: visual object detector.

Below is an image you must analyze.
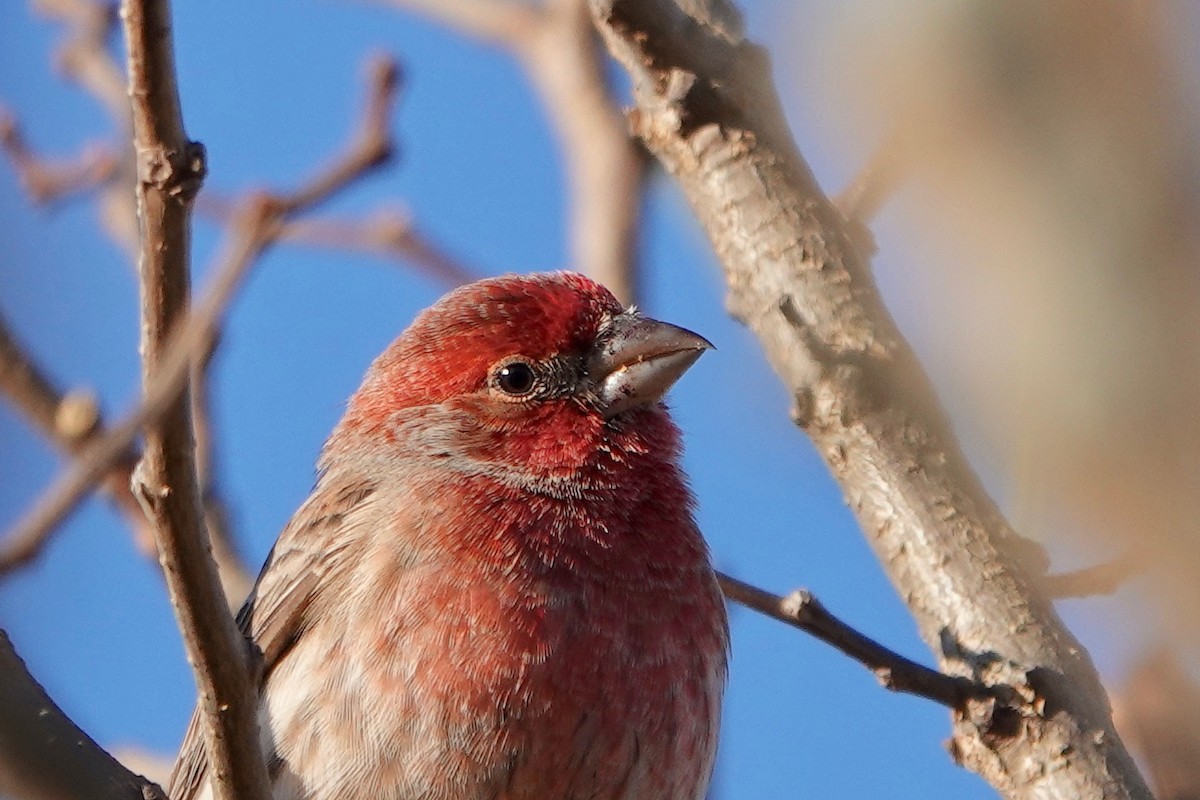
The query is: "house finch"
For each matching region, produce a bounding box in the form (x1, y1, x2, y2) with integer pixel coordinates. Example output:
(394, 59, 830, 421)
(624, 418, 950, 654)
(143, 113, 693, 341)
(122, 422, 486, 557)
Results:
(169, 271, 728, 800)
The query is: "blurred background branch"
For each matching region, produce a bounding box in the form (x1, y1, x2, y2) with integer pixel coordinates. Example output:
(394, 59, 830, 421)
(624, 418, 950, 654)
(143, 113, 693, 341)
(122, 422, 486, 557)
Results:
(380, 0, 644, 302)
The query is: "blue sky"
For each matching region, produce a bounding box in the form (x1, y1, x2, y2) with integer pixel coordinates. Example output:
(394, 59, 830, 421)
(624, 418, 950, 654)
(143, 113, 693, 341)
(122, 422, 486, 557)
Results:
(0, 2, 1144, 798)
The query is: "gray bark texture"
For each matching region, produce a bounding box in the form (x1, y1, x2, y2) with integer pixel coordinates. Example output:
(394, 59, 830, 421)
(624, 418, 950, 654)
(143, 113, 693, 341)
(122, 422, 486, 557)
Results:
(588, 2, 1154, 798)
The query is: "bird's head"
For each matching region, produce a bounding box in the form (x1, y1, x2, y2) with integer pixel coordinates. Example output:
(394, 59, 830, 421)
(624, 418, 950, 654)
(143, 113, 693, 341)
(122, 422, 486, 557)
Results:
(333, 272, 711, 485)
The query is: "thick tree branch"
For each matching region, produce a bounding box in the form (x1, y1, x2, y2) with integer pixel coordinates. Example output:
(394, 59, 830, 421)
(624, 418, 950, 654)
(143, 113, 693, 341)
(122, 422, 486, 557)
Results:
(589, 2, 1151, 798)
(718, 572, 980, 708)
(0, 630, 166, 800)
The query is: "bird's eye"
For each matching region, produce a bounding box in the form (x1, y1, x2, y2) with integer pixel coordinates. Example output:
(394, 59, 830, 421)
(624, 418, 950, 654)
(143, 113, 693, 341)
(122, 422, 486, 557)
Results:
(494, 361, 537, 396)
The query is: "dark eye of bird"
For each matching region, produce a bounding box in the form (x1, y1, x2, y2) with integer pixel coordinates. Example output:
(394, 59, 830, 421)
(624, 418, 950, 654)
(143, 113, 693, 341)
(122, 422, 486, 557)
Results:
(495, 361, 536, 396)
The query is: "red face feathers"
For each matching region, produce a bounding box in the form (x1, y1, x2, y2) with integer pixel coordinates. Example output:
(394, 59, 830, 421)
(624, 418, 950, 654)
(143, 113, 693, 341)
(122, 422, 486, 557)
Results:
(333, 271, 712, 487)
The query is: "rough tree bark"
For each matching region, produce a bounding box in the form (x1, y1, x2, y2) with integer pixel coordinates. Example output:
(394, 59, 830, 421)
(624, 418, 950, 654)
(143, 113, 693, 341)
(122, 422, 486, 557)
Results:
(588, 1, 1152, 799)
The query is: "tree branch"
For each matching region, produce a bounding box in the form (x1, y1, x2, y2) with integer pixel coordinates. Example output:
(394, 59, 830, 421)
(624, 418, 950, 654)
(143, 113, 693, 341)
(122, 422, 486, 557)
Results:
(196, 197, 479, 288)
(0, 314, 150, 573)
(0, 110, 119, 204)
(191, 340, 254, 609)
(1, 54, 404, 582)
(379, 0, 540, 48)
(0, 58, 405, 793)
(589, 2, 1151, 798)
(0, 290, 252, 598)
(718, 572, 980, 708)
(28, 0, 140, 255)
(120, 1, 269, 799)
(36, 0, 129, 125)
(833, 132, 906, 229)
(384, 0, 643, 302)
(1042, 553, 1140, 600)
(0, 630, 166, 800)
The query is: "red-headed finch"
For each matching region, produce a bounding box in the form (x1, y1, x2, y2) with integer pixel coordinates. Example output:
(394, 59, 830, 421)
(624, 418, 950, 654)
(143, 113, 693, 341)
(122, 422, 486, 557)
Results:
(170, 271, 728, 800)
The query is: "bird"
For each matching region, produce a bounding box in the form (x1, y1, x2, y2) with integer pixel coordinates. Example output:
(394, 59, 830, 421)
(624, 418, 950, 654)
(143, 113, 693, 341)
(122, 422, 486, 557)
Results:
(169, 271, 729, 800)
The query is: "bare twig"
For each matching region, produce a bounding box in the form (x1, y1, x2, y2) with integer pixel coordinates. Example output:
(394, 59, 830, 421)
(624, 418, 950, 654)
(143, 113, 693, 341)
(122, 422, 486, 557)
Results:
(718, 572, 980, 708)
(191, 341, 254, 608)
(36, 0, 129, 125)
(1042, 553, 1140, 599)
(283, 213, 479, 286)
(383, 0, 642, 302)
(197, 196, 479, 288)
(0, 629, 166, 800)
(4, 1, 244, 593)
(833, 133, 907, 227)
(0, 111, 119, 204)
(832, 134, 907, 258)
(1, 54, 404, 581)
(29, 0, 139, 255)
(280, 56, 398, 211)
(120, 0, 267, 799)
(0, 297, 251, 595)
(376, 0, 539, 57)
(0, 314, 94, 443)
(0, 314, 149, 574)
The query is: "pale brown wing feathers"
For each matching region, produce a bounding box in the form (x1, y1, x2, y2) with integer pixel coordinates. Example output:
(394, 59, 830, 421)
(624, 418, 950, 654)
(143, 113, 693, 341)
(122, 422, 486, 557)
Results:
(167, 475, 379, 800)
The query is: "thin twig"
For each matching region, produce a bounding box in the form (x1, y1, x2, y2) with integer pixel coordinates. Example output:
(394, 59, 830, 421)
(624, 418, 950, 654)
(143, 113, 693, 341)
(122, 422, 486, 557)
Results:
(382, 0, 642, 302)
(191, 338, 255, 608)
(831, 135, 908, 260)
(121, 0, 267, 797)
(1, 53, 405, 579)
(0, 110, 119, 204)
(282, 213, 479, 286)
(36, 0, 129, 125)
(0, 290, 251, 590)
(0, 314, 150, 574)
(281, 55, 399, 212)
(1042, 553, 1140, 599)
(30, 0, 140, 255)
(0, 314, 92, 441)
(197, 196, 479, 288)
(833, 132, 907, 227)
(1, 45, 403, 800)
(717, 572, 980, 708)
(375, 0, 539, 49)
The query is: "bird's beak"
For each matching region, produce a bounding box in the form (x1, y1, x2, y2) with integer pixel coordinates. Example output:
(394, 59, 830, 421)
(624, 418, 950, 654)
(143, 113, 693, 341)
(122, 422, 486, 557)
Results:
(588, 311, 713, 419)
